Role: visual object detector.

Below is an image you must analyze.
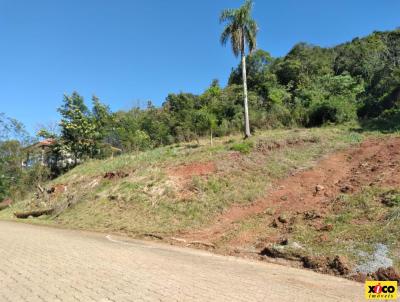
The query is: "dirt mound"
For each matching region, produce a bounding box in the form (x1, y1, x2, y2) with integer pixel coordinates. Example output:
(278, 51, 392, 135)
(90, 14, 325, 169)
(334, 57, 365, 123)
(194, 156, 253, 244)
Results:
(372, 267, 400, 284)
(181, 137, 400, 244)
(166, 161, 217, 200)
(47, 184, 68, 194)
(353, 267, 400, 284)
(168, 162, 216, 179)
(260, 244, 352, 276)
(255, 136, 319, 154)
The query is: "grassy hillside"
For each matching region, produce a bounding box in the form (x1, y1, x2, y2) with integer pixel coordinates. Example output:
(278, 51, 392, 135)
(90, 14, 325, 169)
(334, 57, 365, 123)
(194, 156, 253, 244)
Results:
(3, 126, 400, 280)
(1, 127, 362, 235)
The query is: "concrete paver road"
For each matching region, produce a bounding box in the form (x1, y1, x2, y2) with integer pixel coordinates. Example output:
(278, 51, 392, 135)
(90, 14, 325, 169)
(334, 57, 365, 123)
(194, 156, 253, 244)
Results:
(0, 221, 363, 301)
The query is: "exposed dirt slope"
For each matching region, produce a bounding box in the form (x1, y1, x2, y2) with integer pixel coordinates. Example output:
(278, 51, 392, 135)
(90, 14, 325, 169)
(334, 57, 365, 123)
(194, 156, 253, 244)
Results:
(180, 137, 400, 245)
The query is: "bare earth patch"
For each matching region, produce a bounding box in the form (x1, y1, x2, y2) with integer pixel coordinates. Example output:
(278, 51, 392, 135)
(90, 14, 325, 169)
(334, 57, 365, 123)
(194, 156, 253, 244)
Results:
(168, 161, 216, 180)
(167, 162, 216, 199)
(179, 137, 400, 248)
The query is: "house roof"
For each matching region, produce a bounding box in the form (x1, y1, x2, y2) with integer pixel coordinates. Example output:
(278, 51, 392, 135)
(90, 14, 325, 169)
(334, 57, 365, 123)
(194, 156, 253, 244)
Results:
(24, 138, 56, 151)
(37, 138, 55, 147)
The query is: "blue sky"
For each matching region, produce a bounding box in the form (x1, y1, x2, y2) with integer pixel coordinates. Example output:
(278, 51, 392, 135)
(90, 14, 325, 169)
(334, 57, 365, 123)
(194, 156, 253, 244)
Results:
(1, 0, 399, 134)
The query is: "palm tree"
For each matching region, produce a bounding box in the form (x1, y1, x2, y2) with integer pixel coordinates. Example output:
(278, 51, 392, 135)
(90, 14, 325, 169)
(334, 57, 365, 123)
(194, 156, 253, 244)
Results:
(220, 0, 258, 138)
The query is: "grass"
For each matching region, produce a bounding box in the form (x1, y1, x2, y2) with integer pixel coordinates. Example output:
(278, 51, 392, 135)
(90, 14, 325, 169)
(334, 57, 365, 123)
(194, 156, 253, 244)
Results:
(230, 141, 254, 154)
(291, 187, 400, 270)
(0, 126, 367, 238)
(211, 186, 400, 272)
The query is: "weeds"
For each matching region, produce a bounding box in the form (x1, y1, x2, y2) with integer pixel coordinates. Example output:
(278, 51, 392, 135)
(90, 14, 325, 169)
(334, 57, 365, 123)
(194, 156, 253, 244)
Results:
(291, 187, 400, 271)
(230, 141, 254, 154)
(1, 127, 368, 237)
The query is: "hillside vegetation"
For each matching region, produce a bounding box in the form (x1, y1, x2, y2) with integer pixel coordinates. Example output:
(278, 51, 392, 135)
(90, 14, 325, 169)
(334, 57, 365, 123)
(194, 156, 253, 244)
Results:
(1, 127, 361, 234)
(3, 126, 400, 281)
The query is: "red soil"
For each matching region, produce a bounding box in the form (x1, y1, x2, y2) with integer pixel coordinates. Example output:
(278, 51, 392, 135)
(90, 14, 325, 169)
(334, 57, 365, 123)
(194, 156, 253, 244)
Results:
(168, 162, 216, 179)
(167, 161, 216, 200)
(181, 137, 400, 243)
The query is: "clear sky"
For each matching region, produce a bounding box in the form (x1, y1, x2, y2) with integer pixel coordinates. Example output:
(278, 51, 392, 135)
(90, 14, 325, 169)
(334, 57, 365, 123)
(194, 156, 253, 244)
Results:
(1, 0, 399, 134)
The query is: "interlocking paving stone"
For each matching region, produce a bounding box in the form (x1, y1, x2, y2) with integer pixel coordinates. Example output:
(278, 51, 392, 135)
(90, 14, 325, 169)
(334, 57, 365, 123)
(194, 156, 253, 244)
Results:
(0, 221, 363, 301)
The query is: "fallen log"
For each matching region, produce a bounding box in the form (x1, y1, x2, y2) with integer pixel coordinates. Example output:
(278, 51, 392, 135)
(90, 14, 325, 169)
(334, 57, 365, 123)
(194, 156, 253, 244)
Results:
(14, 208, 54, 219)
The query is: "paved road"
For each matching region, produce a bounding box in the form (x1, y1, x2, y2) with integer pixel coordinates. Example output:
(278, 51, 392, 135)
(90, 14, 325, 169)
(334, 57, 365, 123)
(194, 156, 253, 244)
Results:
(0, 221, 363, 302)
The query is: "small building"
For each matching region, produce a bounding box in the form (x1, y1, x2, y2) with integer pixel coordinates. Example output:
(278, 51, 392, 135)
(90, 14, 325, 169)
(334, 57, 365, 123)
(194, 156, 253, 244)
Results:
(22, 138, 55, 167)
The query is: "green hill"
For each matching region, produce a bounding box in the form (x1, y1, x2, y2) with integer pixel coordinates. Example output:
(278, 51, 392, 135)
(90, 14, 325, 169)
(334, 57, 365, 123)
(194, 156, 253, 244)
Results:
(1, 127, 360, 235)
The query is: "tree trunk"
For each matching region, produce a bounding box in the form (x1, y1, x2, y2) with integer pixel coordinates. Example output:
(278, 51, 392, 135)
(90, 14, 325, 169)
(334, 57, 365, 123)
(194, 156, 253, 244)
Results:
(241, 50, 251, 138)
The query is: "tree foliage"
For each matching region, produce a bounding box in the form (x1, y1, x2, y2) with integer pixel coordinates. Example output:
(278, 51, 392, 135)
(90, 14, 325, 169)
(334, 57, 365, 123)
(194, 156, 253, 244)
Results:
(0, 113, 43, 201)
(34, 28, 398, 172)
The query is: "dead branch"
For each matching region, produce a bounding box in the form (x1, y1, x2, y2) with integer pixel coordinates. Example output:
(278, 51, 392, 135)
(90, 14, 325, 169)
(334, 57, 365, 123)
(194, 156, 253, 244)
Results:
(142, 233, 164, 240)
(36, 184, 45, 194)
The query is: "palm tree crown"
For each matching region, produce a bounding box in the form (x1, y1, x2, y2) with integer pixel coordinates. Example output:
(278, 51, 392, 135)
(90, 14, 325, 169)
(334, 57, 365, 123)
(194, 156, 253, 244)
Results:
(220, 0, 258, 57)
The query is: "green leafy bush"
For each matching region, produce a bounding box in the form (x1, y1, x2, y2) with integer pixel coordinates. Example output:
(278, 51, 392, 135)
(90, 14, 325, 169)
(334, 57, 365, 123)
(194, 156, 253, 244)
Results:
(230, 141, 254, 154)
(307, 98, 357, 127)
(362, 109, 400, 132)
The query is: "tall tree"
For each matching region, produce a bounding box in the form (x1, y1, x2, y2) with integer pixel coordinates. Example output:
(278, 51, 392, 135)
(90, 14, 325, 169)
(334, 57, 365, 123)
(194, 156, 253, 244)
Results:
(58, 93, 98, 164)
(220, 0, 258, 138)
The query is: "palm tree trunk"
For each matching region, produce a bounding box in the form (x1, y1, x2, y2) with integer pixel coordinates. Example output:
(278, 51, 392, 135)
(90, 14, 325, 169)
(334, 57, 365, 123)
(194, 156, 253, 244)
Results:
(241, 50, 251, 138)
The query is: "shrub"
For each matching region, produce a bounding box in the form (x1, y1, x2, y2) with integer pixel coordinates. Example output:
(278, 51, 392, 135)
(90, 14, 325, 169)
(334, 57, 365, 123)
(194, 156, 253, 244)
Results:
(307, 98, 357, 127)
(361, 109, 400, 132)
(230, 141, 254, 154)
(252, 103, 295, 129)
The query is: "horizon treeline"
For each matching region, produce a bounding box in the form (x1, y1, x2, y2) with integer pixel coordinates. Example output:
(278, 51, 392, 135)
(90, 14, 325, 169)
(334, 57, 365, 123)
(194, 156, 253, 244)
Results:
(48, 28, 399, 151)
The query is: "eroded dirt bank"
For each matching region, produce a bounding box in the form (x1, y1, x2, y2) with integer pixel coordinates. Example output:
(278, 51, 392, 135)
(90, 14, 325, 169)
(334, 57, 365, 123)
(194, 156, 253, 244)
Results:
(174, 137, 400, 282)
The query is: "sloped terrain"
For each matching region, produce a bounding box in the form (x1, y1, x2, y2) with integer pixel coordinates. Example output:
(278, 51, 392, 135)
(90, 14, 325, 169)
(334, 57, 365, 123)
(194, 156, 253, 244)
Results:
(185, 136, 400, 281)
(0, 128, 359, 233)
(181, 137, 400, 243)
(1, 127, 400, 281)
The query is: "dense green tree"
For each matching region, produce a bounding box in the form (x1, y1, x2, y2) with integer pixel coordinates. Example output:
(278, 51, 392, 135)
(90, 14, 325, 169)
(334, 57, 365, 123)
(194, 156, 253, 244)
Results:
(0, 140, 22, 200)
(193, 109, 217, 145)
(0, 114, 43, 200)
(58, 93, 99, 163)
(289, 74, 363, 125)
(138, 104, 171, 146)
(58, 91, 89, 116)
(91, 95, 116, 148)
(163, 93, 200, 141)
(334, 34, 387, 86)
(228, 49, 273, 89)
(275, 43, 334, 90)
